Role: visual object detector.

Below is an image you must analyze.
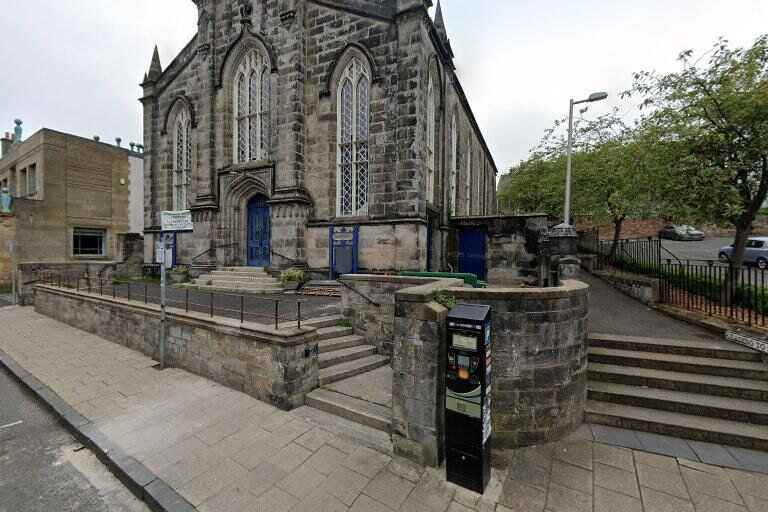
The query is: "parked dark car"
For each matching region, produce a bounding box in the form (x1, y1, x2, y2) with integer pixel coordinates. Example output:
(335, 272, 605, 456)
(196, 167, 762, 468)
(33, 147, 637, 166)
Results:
(719, 237, 768, 269)
(658, 224, 705, 241)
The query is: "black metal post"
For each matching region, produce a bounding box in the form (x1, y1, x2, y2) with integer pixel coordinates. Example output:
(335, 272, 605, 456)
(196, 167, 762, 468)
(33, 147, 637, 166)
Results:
(145, 283, 148, 304)
(240, 295, 245, 324)
(297, 301, 302, 329)
(186, 288, 189, 313)
(274, 300, 279, 330)
(210, 292, 214, 318)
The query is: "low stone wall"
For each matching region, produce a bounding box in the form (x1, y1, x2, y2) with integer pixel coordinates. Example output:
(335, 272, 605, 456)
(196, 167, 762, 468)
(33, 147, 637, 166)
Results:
(452, 281, 589, 448)
(346, 274, 590, 466)
(34, 285, 319, 410)
(340, 275, 464, 357)
(594, 270, 659, 305)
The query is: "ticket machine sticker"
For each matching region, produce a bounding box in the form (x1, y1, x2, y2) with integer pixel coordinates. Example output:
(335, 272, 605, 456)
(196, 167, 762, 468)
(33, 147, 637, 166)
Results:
(446, 385, 482, 418)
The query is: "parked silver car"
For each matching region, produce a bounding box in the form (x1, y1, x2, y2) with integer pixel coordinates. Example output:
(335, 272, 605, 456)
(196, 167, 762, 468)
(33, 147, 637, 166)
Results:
(719, 237, 768, 269)
(658, 224, 705, 241)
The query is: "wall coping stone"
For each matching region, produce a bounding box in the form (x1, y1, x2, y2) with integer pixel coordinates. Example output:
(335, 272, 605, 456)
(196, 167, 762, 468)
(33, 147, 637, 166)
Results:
(450, 279, 588, 300)
(340, 274, 447, 285)
(34, 285, 317, 347)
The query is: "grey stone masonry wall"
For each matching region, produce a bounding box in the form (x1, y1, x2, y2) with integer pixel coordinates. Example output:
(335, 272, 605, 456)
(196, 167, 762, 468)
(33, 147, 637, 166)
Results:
(340, 274, 464, 357)
(345, 274, 589, 467)
(452, 281, 590, 448)
(33, 285, 319, 410)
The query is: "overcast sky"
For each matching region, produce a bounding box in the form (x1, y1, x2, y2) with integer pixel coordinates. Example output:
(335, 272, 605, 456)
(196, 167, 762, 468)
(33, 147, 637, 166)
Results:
(1, 1, 767, 175)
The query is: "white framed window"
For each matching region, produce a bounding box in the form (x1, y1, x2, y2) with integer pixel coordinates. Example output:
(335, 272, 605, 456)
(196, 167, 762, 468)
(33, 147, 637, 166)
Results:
(465, 140, 472, 216)
(173, 109, 192, 210)
(336, 58, 370, 217)
(426, 75, 436, 204)
(449, 113, 457, 216)
(73, 228, 106, 257)
(233, 51, 270, 164)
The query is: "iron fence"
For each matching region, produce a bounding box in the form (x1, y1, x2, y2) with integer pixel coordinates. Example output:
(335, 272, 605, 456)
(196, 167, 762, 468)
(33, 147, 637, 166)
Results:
(659, 260, 768, 327)
(577, 233, 768, 327)
(37, 272, 307, 330)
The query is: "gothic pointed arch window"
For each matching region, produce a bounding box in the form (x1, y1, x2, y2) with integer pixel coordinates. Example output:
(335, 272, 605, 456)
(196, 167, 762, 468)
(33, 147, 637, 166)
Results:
(233, 50, 270, 163)
(337, 58, 370, 217)
(173, 108, 192, 210)
(426, 74, 436, 204)
(449, 112, 458, 216)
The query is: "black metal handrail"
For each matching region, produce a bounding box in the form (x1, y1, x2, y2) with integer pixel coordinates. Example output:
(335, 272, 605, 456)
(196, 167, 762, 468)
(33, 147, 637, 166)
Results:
(191, 242, 240, 264)
(37, 273, 309, 330)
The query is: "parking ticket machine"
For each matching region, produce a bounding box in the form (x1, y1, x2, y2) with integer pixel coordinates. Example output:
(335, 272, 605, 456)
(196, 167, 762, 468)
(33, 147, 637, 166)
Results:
(445, 304, 492, 494)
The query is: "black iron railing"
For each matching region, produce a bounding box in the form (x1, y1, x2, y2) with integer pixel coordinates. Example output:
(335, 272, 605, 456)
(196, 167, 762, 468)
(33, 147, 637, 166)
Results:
(37, 272, 307, 330)
(578, 233, 768, 327)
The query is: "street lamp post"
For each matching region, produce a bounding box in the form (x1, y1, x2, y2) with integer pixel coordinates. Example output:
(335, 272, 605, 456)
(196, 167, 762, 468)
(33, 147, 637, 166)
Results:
(561, 91, 608, 228)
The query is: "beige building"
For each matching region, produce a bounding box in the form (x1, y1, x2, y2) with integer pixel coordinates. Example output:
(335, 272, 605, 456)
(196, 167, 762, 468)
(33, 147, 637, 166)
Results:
(0, 123, 144, 283)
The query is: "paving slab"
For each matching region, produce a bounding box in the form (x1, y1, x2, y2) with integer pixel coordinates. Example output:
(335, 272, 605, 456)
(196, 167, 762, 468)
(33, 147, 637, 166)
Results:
(5, 306, 768, 512)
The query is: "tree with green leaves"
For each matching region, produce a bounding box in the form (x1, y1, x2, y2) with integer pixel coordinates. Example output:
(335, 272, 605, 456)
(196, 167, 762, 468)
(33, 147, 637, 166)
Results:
(499, 108, 656, 257)
(625, 35, 768, 271)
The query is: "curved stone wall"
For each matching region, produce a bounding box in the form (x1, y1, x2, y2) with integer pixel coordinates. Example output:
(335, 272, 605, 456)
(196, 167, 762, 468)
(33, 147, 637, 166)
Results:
(453, 280, 589, 448)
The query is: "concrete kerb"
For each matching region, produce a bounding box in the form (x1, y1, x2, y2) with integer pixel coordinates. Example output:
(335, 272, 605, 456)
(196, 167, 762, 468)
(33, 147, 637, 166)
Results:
(0, 348, 196, 512)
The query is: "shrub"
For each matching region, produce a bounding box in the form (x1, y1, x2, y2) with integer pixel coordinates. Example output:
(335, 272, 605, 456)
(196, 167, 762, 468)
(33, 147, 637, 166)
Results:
(280, 269, 307, 285)
(434, 291, 457, 310)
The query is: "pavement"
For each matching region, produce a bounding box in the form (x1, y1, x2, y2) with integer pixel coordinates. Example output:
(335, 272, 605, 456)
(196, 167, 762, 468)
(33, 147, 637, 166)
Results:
(0, 364, 149, 512)
(3, 306, 768, 512)
(579, 270, 717, 340)
(72, 282, 341, 326)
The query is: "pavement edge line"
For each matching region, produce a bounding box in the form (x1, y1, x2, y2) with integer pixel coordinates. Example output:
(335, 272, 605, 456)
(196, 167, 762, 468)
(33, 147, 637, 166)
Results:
(0, 348, 196, 512)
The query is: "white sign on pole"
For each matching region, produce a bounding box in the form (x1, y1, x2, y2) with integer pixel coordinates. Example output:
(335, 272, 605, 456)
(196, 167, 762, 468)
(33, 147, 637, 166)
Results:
(160, 210, 193, 232)
(155, 241, 166, 264)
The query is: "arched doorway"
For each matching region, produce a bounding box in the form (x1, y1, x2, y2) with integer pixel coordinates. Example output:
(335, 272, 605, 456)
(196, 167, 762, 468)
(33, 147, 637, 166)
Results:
(247, 195, 270, 267)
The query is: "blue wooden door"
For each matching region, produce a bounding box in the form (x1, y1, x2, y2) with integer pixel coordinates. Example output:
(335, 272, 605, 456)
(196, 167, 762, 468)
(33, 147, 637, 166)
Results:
(458, 229, 487, 281)
(247, 195, 270, 267)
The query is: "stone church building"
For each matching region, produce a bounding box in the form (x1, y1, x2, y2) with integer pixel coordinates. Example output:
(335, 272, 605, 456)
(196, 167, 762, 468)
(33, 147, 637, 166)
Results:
(141, 0, 497, 275)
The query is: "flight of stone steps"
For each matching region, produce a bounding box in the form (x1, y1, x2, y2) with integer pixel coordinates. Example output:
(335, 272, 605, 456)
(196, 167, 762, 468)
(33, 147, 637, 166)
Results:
(303, 317, 391, 432)
(191, 267, 283, 294)
(586, 333, 768, 451)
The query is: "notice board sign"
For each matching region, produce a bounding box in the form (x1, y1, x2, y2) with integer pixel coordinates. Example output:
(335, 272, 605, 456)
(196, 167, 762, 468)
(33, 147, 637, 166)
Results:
(161, 210, 193, 232)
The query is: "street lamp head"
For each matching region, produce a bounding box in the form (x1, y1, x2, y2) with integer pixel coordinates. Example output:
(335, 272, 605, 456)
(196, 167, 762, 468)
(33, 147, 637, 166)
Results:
(588, 92, 608, 102)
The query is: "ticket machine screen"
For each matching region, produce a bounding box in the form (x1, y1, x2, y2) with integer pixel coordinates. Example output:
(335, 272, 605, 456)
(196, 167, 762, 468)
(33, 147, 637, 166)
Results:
(452, 333, 478, 351)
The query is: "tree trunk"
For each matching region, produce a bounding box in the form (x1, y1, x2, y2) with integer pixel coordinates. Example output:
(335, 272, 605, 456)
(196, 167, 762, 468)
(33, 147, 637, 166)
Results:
(608, 216, 625, 262)
(722, 223, 751, 306)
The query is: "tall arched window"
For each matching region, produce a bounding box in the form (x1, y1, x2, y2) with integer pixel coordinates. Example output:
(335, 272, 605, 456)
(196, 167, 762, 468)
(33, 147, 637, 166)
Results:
(449, 113, 457, 216)
(173, 109, 192, 210)
(233, 50, 270, 163)
(426, 74, 436, 204)
(337, 58, 370, 217)
(465, 139, 472, 216)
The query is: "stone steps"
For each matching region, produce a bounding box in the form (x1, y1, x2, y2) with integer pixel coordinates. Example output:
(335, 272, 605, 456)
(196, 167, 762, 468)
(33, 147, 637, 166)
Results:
(285, 315, 344, 330)
(305, 388, 391, 433)
(588, 347, 768, 380)
(318, 335, 366, 354)
(587, 334, 768, 451)
(319, 345, 377, 369)
(589, 333, 763, 362)
(319, 355, 389, 386)
(192, 267, 283, 294)
(588, 381, 768, 425)
(588, 362, 768, 401)
(585, 400, 768, 451)
(315, 326, 354, 341)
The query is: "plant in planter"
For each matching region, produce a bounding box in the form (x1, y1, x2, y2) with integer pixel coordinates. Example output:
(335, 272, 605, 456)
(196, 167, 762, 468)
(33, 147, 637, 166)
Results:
(168, 265, 190, 285)
(434, 291, 457, 310)
(280, 269, 307, 290)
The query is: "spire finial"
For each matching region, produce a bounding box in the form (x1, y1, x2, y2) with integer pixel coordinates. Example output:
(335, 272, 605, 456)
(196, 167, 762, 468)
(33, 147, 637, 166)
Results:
(434, 0, 446, 36)
(147, 45, 163, 81)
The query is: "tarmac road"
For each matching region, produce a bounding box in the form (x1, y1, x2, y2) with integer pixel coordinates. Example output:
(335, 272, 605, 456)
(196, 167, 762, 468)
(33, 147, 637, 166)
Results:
(0, 365, 150, 512)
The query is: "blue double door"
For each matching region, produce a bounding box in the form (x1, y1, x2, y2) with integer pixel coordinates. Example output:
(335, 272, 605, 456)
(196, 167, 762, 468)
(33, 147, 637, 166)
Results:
(247, 195, 270, 267)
